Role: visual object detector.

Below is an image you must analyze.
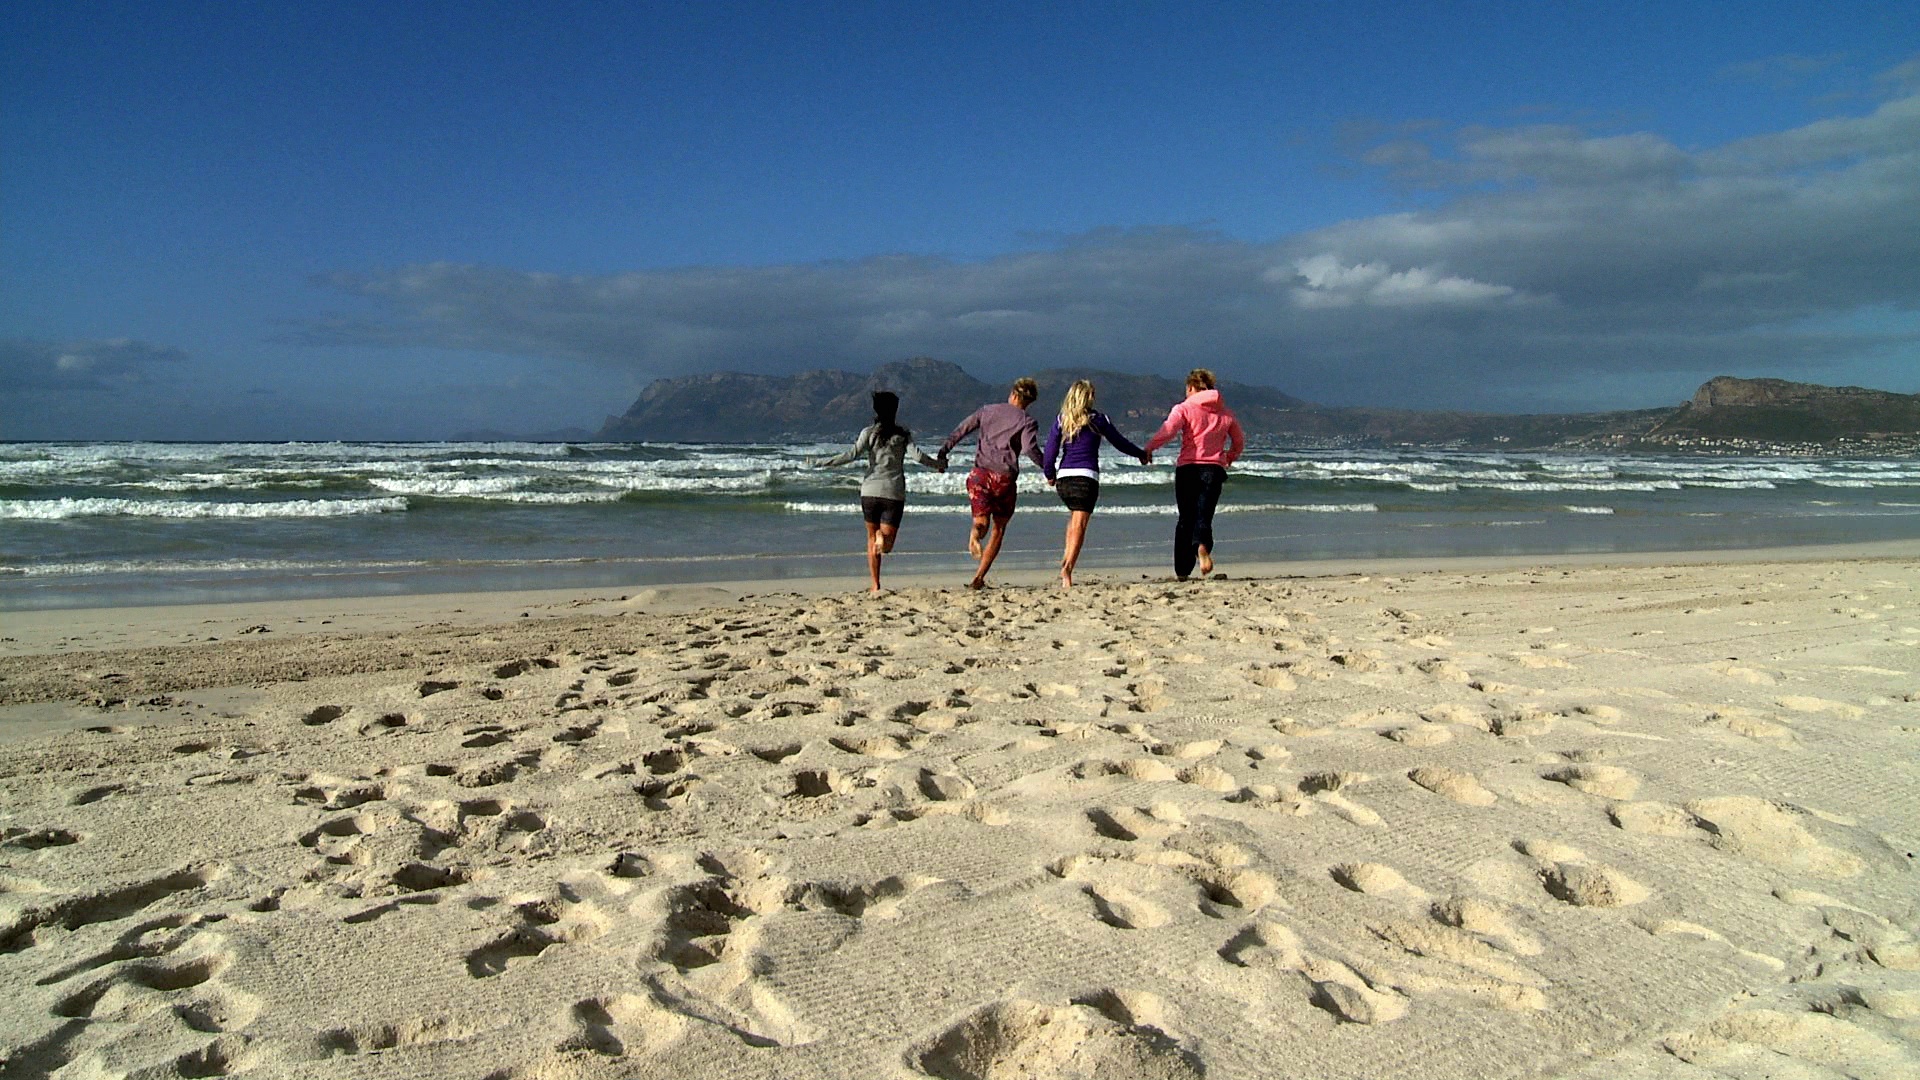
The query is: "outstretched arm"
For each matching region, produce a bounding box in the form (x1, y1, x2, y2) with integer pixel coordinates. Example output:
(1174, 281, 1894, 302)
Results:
(1143, 403, 1184, 455)
(910, 440, 942, 470)
(1093, 412, 1147, 461)
(1019, 413, 1047, 473)
(1222, 413, 1246, 468)
(938, 410, 981, 458)
(1040, 417, 1064, 482)
(814, 428, 870, 468)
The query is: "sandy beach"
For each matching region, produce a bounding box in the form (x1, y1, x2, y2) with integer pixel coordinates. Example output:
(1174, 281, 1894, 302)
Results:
(2, 548, 1917, 1079)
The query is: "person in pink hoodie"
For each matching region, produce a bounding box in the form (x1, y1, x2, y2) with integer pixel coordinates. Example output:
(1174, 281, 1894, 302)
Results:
(1144, 368, 1245, 580)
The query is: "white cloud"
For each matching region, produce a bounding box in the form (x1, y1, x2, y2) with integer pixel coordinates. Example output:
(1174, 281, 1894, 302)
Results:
(1281, 255, 1519, 308)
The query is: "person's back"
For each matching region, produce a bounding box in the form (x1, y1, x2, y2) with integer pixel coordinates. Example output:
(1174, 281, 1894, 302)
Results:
(1149, 388, 1243, 467)
(1146, 369, 1242, 580)
(947, 401, 1042, 476)
(850, 425, 925, 501)
(938, 377, 1045, 589)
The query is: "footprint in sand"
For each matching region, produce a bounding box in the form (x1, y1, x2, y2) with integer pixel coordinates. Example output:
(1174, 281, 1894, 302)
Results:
(1608, 801, 1698, 837)
(793, 874, 945, 921)
(903, 991, 1203, 1079)
(1086, 804, 1188, 843)
(1416, 657, 1471, 683)
(915, 769, 975, 802)
(831, 734, 912, 759)
(315, 1014, 484, 1059)
(1686, 797, 1869, 878)
(1, 867, 222, 953)
(1077, 758, 1180, 783)
(1432, 895, 1543, 957)
(1383, 722, 1453, 747)
(1774, 695, 1866, 720)
(637, 865, 820, 1048)
(1612, 797, 1876, 879)
(1540, 764, 1640, 800)
(1218, 920, 1408, 1025)
(1323, 862, 1548, 1007)
(1637, 918, 1785, 971)
(299, 812, 382, 866)
(1331, 862, 1427, 899)
(1244, 664, 1296, 691)
(4, 826, 83, 851)
(1407, 766, 1497, 807)
(1296, 772, 1383, 827)
(1514, 840, 1650, 908)
(553, 993, 690, 1059)
(465, 888, 610, 979)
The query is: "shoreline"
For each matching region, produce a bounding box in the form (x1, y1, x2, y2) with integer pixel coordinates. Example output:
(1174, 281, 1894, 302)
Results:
(6, 537, 1919, 661)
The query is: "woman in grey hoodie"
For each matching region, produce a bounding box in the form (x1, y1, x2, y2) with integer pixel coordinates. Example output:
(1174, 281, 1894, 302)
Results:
(814, 392, 945, 594)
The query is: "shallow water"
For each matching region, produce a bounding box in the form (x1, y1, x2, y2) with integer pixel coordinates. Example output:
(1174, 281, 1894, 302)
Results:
(5, 440, 1919, 608)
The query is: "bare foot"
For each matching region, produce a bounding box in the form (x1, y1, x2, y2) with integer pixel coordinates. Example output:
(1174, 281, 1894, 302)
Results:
(967, 577, 988, 591)
(968, 533, 983, 559)
(1060, 571, 1073, 589)
(1197, 548, 1214, 576)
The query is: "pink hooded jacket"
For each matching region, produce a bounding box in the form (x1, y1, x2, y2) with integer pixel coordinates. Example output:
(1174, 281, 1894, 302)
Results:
(1145, 388, 1245, 468)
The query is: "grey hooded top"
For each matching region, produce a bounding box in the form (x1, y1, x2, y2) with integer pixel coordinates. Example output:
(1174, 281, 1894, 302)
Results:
(815, 424, 940, 501)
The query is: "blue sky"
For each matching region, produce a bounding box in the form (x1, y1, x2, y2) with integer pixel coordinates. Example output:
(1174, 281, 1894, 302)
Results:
(3, 1, 1917, 439)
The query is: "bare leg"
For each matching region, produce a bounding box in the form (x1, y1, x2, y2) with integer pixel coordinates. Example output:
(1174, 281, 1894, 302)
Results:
(878, 523, 899, 555)
(971, 516, 1008, 589)
(864, 521, 884, 594)
(1060, 509, 1090, 588)
(967, 515, 988, 559)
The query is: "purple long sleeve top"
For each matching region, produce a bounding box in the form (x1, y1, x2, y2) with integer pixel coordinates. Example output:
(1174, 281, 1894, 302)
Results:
(1042, 411, 1147, 482)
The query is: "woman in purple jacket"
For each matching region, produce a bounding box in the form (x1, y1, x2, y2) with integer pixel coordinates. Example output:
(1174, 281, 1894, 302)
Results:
(1042, 380, 1150, 588)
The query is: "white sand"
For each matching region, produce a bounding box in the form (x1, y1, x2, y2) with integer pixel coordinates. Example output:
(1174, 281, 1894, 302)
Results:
(2, 549, 1917, 1078)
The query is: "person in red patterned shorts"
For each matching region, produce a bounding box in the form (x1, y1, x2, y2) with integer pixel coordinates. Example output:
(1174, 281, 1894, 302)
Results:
(937, 377, 1046, 589)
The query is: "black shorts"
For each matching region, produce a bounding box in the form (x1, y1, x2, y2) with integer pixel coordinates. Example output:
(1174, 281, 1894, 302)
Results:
(1055, 476, 1099, 513)
(860, 496, 905, 527)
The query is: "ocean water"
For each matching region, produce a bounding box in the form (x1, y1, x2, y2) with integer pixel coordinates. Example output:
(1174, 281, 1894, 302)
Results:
(4, 440, 1920, 608)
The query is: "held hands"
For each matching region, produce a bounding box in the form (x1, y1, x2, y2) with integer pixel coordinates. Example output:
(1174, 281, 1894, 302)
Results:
(1138, 452, 1152, 466)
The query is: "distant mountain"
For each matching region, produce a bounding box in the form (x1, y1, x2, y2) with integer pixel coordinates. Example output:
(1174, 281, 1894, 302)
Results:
(597, 358, 1309, 442)
(596, 364, 1920, 451)
(1644, 376, 1920, 442)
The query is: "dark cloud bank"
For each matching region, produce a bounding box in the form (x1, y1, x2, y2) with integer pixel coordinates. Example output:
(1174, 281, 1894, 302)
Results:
(0, 338, 188, 392)
(276, 89, 1892, 416)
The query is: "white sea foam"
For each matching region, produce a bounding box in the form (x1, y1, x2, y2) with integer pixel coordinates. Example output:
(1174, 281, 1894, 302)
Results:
(15, 557, 434, 577)
(1465, 480, 1681, 492)
(371, 477, 530, 496)
(0, 497, 408, 520)
(465, 491, 628, 505)
(1563, 506, 1615, 515)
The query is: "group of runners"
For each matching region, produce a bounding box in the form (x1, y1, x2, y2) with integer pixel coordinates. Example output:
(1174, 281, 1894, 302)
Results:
(813, 369, 1244, 594)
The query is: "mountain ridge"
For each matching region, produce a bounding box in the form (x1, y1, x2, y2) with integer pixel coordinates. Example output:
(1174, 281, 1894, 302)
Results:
(593, 362, 1920, 451)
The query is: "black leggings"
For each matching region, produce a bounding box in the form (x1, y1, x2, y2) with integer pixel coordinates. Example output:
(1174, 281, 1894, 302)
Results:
(1173, 464, 1226, 578)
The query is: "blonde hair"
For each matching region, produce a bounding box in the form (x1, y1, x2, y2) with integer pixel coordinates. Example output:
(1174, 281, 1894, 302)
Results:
(1059, 380, 1096, 440)
(1011, 377, 1039, 407)
(1186, 368, 1217, 392)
